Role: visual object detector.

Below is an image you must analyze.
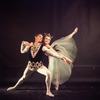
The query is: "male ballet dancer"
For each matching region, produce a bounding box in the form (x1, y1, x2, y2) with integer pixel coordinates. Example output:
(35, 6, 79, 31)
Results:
(7, 33, 54, 97)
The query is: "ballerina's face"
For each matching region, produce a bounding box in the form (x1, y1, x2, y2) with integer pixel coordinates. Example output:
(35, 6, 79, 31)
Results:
(44, 36, 51, 45)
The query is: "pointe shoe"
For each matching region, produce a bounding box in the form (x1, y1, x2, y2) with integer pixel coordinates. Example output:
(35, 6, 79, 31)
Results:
(55, 83, 59, 90)
(46, 92, 54, 97)
(7, 86, 16, 91)
(73, 27, 78, 35)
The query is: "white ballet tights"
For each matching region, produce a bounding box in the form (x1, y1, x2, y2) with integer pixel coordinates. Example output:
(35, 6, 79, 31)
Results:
(7, 61, 54, 97)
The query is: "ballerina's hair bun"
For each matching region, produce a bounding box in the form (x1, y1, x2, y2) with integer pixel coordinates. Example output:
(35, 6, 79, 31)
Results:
(44, 33, 53, 39)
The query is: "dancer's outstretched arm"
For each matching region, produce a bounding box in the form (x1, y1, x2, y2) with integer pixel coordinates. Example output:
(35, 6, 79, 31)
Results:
(42, 46, 63, 59)
(42, 46, 72, 64)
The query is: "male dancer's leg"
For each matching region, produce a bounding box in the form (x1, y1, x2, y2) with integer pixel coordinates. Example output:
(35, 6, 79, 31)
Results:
(37, 66, 54, 97)
(7, 61, 33, 91)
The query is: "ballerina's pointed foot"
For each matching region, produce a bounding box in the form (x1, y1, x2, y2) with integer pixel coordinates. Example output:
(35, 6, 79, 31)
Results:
(55, 83, 59, 91)
(7, 86, 16, 91)
(73, 27, 78, 35)
(46, 92, 54, 97)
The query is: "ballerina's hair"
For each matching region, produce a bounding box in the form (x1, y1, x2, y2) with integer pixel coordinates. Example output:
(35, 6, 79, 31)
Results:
(44, 33, 53, 39)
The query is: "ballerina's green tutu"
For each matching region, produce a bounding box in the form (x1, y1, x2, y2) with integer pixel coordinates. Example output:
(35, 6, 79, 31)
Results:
(48, 35, 77, 85)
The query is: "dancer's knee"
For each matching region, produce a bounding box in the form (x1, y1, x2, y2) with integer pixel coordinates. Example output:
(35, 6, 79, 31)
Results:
(48, 71, 52, 78)
(46, 72, 51, 80)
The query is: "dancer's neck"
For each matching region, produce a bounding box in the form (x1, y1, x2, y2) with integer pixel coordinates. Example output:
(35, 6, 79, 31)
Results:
(34, 42, 42, 46)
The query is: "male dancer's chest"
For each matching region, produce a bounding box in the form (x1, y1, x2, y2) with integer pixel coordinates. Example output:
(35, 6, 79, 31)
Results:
(30, 45, 41, 58)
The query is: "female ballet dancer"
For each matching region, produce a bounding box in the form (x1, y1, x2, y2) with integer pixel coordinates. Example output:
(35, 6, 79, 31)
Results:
(42, 28, 78, 90)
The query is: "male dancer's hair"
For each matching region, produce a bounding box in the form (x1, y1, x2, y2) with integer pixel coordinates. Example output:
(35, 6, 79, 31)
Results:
(35, 33, 43, 37)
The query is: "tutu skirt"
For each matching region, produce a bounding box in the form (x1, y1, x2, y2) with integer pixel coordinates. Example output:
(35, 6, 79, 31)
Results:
(48, 35, 77, 85)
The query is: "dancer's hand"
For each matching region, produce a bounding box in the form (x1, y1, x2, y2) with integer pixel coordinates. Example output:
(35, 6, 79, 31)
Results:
(23, 41, 33, 48)
(29, 42, 33, 47)
(22, 41, 30, 46)
(62, 56, 72, 65)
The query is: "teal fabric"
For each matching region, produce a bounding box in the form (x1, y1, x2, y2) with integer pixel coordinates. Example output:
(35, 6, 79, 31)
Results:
(48, 35, 77, 85)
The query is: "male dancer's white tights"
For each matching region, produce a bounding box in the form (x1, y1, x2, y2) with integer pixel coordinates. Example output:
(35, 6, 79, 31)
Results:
(7, 61, 54, 97)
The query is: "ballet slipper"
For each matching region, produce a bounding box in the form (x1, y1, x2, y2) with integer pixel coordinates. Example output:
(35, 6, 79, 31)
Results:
(7, 86, 16, 91)
(46, 91, 54, 97)
(55, 83, 59, 90)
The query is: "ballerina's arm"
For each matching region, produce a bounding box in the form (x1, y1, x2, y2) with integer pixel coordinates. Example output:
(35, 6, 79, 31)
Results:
(42, 46, 72, 64)
(42, 46, 63, 59)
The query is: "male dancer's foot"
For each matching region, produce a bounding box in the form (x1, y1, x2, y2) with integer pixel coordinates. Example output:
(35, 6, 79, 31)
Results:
(7, 86, 16, 91)
(46, 91, 54, 97)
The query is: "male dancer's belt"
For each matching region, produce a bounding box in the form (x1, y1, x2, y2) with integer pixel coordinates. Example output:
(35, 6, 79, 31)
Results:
(28, 61, 43, 71)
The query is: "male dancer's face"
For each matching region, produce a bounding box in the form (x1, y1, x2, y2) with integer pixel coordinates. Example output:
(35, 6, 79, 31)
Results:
(35, 34, 43, 43)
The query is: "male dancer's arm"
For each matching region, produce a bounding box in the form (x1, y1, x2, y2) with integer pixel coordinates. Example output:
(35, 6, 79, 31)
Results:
(20, 41, 30, 53)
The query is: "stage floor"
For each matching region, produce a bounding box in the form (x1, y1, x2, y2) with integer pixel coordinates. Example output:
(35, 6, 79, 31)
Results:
(0, 82, 100, 100)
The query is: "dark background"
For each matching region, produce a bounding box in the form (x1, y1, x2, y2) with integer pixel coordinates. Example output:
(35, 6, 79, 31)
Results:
(0, 0, 100, 84)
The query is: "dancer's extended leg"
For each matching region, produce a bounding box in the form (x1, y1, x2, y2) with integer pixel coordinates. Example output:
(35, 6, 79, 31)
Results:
(67, 27, 78, 39)
(7, 61, 33, 91)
